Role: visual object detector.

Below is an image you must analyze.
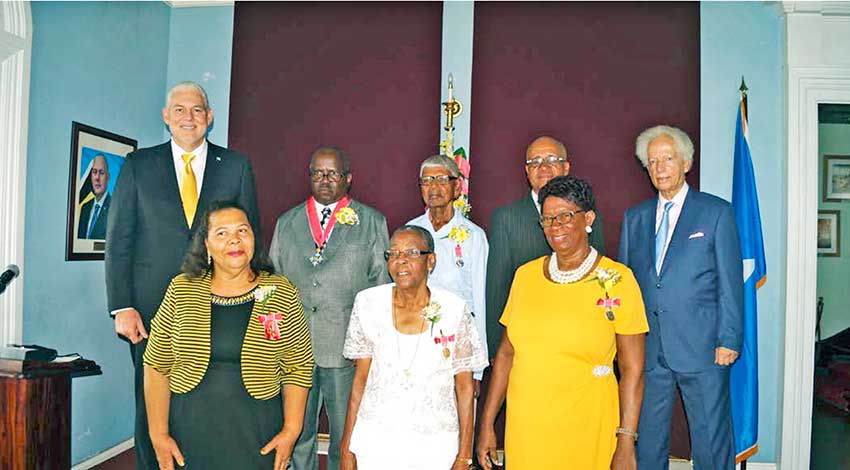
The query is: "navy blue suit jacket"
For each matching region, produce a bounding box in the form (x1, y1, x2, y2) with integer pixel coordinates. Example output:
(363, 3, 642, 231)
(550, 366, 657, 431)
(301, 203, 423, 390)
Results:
(618, 189, 744, 373)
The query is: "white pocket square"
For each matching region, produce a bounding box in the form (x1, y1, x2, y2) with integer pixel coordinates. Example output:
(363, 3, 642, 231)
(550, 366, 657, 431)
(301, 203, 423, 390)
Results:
(688, 232, 705, 239)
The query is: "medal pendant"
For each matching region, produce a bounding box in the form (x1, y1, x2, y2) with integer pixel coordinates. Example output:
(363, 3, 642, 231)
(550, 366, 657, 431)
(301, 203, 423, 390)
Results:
(443, 347, 451, 359)
(310, 250, 324, 266)
(606, 310, 615, 321)
(455, 257, 464, 268)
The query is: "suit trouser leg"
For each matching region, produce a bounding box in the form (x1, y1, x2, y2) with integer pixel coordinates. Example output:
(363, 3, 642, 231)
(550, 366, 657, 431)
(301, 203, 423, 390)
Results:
(317, 365, 355, 470)
(292, 366, 321, 470)
(131, 339, 157, 470)
(676, 367, 734, 470)
(636, 363, 676, 470)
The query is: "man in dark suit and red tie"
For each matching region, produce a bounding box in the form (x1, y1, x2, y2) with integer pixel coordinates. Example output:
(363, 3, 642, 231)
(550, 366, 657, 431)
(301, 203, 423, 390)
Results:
(105, 81, 260, 470)
(618, 125, 743, 470)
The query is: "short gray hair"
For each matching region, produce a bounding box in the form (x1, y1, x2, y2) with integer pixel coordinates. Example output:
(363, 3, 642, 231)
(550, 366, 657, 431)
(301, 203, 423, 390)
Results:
(392, 225, 435, 252)
(165, 81, 210, 109)
(419, 155, 460, 178)
(635, 125, 694, 167)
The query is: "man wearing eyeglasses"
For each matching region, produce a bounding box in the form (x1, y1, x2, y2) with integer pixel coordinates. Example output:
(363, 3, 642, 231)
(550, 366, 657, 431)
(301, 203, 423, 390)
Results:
(270, 145, 390, 470)
(406, 155, 489, 382)
(485, 136, 605, 358)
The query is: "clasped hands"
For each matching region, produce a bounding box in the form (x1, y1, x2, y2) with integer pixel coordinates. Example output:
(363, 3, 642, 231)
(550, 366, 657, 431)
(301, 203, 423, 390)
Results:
(151, 429, 297, 470)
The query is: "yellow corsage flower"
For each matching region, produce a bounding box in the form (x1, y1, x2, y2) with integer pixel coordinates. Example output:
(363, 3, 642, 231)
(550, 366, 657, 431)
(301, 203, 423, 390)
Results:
(334, 207, 359, 225)
(453, 196, 472, 217)
(448, 225, 469, 244)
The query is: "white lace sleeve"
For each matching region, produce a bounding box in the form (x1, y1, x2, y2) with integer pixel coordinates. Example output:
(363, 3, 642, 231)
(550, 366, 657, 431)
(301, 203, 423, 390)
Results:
(343, 298, 373, 359)
(452, 305, 489, 375)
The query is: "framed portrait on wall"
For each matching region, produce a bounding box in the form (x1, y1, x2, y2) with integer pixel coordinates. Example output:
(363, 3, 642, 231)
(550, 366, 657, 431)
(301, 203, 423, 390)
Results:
(823, 155, 850, 202)
(817, 210, 841, 257)
(65, 122, 137, 261)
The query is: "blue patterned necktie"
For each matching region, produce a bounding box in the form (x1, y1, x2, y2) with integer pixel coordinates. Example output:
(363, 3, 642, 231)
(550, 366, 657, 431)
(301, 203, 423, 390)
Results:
(87, 203, 101, 238)
(654, 201, 674, 274)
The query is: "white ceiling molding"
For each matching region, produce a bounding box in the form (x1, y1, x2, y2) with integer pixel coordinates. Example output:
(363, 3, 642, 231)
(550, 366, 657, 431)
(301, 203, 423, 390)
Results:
(162, 0, 234, 8)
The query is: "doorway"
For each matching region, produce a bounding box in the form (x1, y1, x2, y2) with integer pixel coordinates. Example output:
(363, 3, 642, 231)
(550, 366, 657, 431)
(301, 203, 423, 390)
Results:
(810, 103, 850, 469)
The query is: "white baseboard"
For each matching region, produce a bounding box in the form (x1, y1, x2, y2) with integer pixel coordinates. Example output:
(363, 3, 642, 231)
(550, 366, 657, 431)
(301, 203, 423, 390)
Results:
(669, 461, 776, 470)
(71, 438, 134, 470)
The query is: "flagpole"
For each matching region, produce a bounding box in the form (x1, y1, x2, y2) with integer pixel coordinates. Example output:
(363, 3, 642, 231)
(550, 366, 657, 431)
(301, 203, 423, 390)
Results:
(738, 75, 749, 470)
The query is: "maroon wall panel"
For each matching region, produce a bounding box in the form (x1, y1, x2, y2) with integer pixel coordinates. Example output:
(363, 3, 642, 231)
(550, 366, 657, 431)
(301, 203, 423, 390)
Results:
(229, 2, 443, 241)
(470, 2, 700, 257)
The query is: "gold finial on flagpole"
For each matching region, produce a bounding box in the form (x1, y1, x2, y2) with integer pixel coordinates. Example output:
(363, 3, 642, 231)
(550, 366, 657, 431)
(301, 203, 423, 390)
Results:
(442, 73, 463, 155)
(739, 76, 748, 97)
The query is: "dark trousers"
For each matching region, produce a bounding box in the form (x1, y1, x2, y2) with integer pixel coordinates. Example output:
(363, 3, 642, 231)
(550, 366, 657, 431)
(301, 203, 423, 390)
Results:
(130, 339, 157, 470)
(636, 352, 734, 470)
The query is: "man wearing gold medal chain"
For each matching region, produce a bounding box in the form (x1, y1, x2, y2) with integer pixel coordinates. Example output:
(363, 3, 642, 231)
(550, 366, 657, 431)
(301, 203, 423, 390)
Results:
(270, 146, 389, 470)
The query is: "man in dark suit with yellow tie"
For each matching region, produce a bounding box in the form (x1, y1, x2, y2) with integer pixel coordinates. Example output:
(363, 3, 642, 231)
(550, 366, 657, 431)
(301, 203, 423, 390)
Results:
(484, 136, 605, 357)
(105, 81, 260, 470)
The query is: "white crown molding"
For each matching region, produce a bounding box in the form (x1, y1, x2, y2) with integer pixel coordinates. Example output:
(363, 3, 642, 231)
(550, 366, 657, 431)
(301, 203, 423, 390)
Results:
(783, 1, 850, 15)
(162, 0, 234, 8)
(0, 1, 30, 346)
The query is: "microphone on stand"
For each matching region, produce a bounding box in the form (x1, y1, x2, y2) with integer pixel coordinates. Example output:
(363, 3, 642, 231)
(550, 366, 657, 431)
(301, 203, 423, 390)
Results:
(0, 264, 20, 295)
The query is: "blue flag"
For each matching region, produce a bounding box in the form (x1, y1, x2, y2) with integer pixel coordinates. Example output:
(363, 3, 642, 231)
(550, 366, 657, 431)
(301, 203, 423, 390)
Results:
(730, 97, 765, 462)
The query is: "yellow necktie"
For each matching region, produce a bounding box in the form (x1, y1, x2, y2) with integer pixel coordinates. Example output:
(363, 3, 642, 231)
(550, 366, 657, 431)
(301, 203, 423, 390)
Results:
(180, 153, 198, 227)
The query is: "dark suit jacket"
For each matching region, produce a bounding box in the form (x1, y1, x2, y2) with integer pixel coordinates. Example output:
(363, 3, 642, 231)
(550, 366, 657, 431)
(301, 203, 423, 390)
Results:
(484, 191, 605, 356)
(78, 194, 111, 240)
(618, 189, 743, 372)
(269, 199, 390, 368)
(105, 141, 260, 324)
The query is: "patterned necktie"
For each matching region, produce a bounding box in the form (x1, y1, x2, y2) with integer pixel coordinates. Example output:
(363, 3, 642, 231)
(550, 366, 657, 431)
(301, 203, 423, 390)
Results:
(654, 201, 674, 274)
(180, 153, 198, 227)
(87, 203, 101, 238)
(320, 207, 332, 229)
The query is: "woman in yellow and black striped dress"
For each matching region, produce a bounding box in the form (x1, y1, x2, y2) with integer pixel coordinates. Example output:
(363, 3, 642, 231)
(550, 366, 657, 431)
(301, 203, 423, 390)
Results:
(144, 201, 314, 470)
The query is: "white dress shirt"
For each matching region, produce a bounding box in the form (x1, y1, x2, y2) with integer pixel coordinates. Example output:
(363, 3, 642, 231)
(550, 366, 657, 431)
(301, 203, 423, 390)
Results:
(313, 199, 339, 238)
(530, 190, 541, 214)
(170, 139, 207, 198)
(654, 183, 690, 268)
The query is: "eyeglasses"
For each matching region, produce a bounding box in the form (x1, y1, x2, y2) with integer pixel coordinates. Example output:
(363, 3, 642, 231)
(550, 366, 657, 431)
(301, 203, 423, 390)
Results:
(419, 175, 458, 186)
(526, 155, 567, 169)
(384, 249, 433, 261)
(309, 169, 348, 182)
(539, 210, 586, 228)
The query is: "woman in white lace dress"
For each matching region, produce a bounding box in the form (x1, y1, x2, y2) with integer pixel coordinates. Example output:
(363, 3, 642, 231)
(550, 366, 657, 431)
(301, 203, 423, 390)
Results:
(339, 225, 488, 470)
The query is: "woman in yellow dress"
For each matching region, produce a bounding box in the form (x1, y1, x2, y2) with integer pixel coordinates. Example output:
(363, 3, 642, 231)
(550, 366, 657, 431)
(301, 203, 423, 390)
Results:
(477, 176, 648, 470)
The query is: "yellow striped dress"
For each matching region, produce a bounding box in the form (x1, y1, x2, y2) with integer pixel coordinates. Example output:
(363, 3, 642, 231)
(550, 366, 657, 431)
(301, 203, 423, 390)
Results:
(143, 271, 313, 469)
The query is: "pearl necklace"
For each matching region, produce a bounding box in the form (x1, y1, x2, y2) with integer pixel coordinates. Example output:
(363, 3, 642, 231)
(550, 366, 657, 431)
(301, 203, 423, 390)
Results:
(548, 247, 598, 284)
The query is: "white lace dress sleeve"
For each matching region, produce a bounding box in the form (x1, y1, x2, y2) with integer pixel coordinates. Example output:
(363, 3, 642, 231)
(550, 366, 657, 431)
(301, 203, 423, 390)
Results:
(452, 304, 489, 375)
(343, 296, 373, 359)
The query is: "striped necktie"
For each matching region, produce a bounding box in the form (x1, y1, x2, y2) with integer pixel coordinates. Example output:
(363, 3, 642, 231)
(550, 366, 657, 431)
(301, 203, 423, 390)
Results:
(180, 153, 198, 227)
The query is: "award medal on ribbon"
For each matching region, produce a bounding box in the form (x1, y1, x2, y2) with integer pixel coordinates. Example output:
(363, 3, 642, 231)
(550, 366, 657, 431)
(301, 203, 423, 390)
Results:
(305, 196, 350, 267)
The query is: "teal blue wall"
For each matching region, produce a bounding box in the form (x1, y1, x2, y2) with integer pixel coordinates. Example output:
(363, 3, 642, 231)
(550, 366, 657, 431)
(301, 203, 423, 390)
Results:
(165, 6, 235, 145)
(817, 123, 850, 340)
(700, 2, 786, 463)
(24, 1, 171, 463)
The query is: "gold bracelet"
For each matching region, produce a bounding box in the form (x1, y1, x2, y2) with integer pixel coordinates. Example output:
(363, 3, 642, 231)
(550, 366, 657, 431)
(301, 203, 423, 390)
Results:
(615, 427, 639, 440)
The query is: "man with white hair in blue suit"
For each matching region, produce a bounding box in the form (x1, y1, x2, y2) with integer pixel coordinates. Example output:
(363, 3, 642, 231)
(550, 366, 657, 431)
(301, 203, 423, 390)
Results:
(619, 125, 743, 470)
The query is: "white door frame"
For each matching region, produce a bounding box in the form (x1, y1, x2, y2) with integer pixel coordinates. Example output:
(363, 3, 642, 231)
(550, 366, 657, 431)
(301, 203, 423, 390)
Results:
(0, 1, 31, 346)
(781, 3, 850, 468)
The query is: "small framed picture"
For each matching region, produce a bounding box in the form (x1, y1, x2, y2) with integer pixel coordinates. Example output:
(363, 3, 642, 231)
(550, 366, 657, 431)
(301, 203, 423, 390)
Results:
(823, 155, 850, 202)
(66, 122, 137, 261)
(817, 210, 841, 257)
